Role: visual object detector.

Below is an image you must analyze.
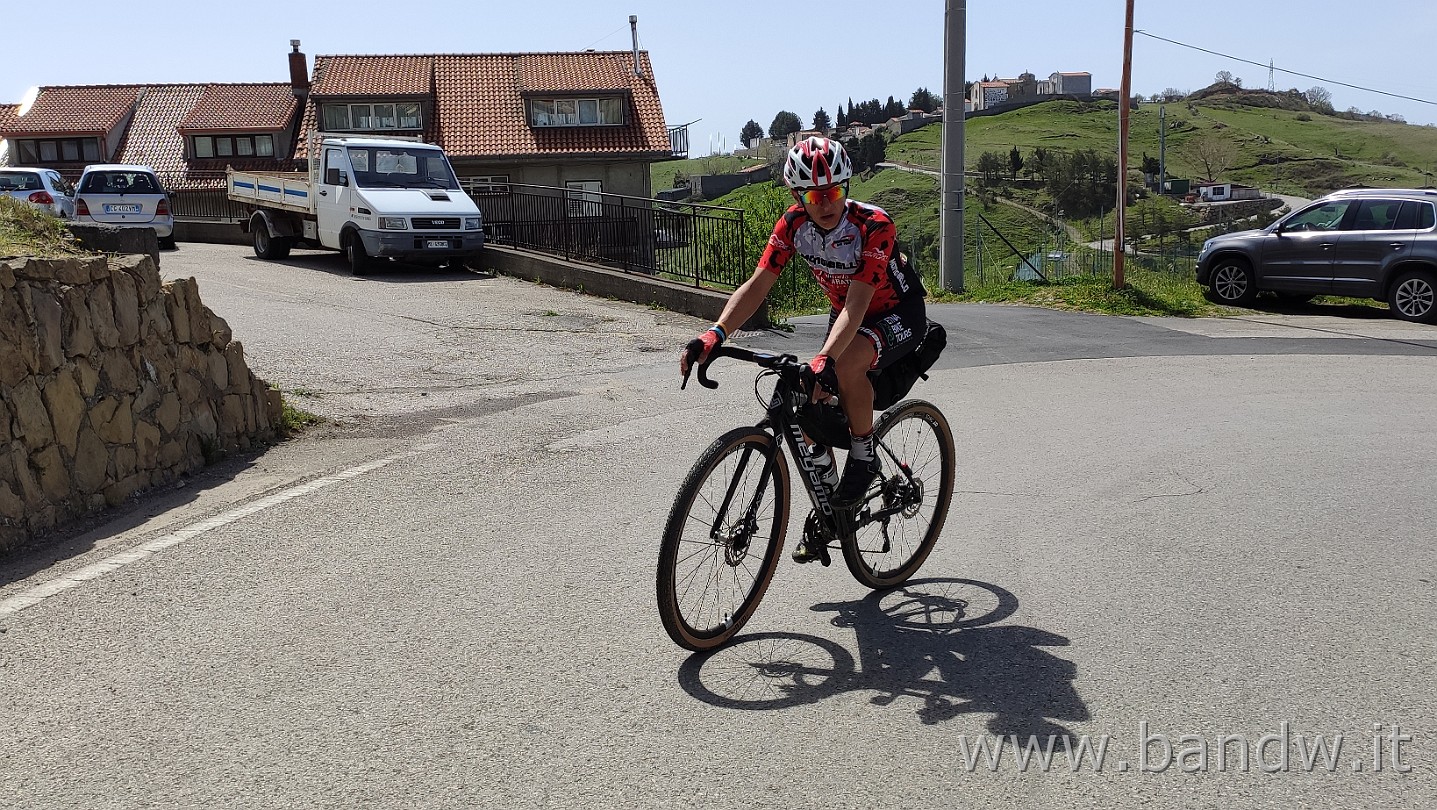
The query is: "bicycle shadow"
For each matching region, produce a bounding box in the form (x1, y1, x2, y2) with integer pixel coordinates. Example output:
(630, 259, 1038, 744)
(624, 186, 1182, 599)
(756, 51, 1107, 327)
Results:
(676, 578, 1088, 737)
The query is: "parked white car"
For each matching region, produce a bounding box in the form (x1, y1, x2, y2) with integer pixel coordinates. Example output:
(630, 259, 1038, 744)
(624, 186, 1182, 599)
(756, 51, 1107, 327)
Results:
(73, 164, 176, 248)
(0, 167, 76, 218)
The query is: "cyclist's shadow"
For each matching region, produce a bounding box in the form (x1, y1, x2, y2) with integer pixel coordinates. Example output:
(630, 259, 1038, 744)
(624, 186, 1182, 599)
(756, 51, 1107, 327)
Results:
(676, 578, 1088, 738)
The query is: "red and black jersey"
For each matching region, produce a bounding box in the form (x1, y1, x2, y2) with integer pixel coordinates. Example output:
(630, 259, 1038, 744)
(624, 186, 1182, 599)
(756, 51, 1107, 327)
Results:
(758, 200, 923, 314)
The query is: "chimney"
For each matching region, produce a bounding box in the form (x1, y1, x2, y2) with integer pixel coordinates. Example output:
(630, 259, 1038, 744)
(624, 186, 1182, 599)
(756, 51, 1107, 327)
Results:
(289, 40, 310, 99)
(629, 16, 643, 79)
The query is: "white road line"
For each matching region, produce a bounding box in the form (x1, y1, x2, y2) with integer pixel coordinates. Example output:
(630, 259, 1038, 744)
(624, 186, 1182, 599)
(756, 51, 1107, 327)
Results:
(0, 456, 396, 621)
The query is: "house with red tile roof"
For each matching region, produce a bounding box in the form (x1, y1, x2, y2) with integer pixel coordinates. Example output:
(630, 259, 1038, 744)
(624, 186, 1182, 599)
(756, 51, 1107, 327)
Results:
(296, 49, 681, 200)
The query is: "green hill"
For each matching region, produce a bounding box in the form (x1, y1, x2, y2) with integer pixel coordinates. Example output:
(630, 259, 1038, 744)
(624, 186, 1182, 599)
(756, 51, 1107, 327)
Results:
(888, 96, 1437, 197)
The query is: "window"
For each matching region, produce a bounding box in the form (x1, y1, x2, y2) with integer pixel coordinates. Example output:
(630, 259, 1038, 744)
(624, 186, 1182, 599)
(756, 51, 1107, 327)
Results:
(192, 134, 276, 160)
(1348, 199, 1401, 231)
(321, 102, 424, 132)
(460, 175, 510, 195)
(565, 180, 603, 217)
(529, 96, 625, 127)
(1395, 201, 1437, 231)
(18, 138, 99, 163)
(1283, 201, 1351, 232)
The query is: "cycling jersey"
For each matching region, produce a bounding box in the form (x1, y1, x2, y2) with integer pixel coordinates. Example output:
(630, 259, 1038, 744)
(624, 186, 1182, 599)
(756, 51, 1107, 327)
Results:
(758, 200, 924, 315)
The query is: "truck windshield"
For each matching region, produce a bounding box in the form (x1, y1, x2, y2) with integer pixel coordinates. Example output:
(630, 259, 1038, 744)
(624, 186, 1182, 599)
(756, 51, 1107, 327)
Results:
(346, 146, 460, 190)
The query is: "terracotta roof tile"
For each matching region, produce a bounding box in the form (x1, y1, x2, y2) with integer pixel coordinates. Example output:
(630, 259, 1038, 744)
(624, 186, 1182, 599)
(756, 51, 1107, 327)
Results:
(298, 51, 670, 159)
(311, 55, 433, 96)
(0, 104, 19, 132)
(115, 84, 206, 176)
(0, 85, 142, 136)
(179, 84, 299, 132)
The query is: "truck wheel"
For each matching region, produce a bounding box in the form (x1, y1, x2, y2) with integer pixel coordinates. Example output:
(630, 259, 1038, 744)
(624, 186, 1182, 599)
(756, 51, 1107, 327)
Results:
(252, 220, 291, 259)
(344, 233, 370, 276)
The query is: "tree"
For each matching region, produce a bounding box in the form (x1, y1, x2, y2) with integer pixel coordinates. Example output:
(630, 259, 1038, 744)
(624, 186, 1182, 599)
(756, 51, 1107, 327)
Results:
(836, 103, 847, 128)
(1184, 133, 1238, 181)
(1305, 86, 1333, 114)
(1215, 70, 1234, 85)
(1030, 147, 1050, 182)
(812, 108, 831, 133)
(852, 132, 888, 173)
(909, 87, 939, 113)
(739, 120, 764, 148)
(976, 151, 1006, 186)
(1141, 153, 1161, 176)
(1043, 149, 1118, 218)
(1008, 145, 1024, 179)
(768, 111, 803, 140)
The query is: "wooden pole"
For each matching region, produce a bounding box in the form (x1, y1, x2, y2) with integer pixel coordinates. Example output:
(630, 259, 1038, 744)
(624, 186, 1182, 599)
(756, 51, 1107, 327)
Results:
(1115, 0, 1134, 289)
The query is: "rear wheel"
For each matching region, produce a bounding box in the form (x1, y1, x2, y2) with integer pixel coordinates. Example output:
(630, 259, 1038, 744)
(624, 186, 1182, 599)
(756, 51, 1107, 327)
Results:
(657, 427, 789, 652)
(841, 399, 955, 589)
(1388, 269, 1437, 323)
(1203, 257, 1258, 306)
(158, 235, 178, 250)
(344, 232, 370, 276)
(251, 223, 290, 259)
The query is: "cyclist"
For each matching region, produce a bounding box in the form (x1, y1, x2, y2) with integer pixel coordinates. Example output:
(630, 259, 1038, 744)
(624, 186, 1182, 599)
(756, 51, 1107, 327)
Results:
(680, 136, 927, 557)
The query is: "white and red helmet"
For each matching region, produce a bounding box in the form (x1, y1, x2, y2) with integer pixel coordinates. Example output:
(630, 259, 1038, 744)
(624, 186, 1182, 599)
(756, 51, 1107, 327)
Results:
(782, 136, 853, 189)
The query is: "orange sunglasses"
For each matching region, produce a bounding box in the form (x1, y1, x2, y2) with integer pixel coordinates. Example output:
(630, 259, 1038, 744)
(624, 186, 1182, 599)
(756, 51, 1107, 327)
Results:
(798, 184, 848, 206)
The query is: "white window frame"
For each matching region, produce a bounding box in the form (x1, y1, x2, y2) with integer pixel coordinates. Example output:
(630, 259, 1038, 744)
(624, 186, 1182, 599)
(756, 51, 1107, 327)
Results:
(322, 102, 424, 132)
(460, 175, 510, 195)
(565, 180, 603, 217)
(530, 97, 625, 128)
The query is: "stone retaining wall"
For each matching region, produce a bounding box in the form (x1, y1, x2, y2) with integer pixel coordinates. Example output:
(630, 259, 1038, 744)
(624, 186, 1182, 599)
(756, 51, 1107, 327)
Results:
(0, 255, 281, 552)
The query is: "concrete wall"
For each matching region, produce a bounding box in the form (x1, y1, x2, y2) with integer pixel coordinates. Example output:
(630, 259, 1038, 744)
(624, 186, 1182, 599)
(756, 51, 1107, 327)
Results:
(480, 244, 768, 330)
(0, 255, 281, 552)
(453, 160, 653, 199)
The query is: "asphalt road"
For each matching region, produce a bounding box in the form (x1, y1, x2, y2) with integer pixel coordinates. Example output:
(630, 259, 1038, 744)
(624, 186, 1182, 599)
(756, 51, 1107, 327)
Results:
(2, 243, 1435, 808)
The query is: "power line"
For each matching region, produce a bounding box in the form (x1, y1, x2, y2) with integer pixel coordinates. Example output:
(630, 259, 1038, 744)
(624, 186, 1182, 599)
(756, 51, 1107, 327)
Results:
(1134, 30, 1436, 107)
(580, 25, 628, 51)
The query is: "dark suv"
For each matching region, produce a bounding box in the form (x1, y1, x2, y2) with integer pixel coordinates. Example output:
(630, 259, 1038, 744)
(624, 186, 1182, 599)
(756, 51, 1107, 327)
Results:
(1196, 189, 1437, 322)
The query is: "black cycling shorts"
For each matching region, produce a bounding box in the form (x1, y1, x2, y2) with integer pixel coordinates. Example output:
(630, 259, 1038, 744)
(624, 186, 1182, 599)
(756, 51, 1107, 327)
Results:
(826, 293, 927, 371)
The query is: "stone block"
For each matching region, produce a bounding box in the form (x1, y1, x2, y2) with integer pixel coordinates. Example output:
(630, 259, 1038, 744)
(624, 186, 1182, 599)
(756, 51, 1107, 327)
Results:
(165, 280, 191, 343)
(74, 358, 100, 397)
(190, 402, 218, 440)
(144, 297, 172, 339)
(111, 254, 162, 301)
(42, 371, 85, 455)
(27, 285, 65, 372)
(0, 399, 10, 443)
(114, 446, 136, 479)
(220, 395, 245, 437)
(225, 343, 250, 395)
(134, 420, 161, 469)
(104, 475, 146, 507)
(0, 288, 38, 386)
(9, 257, 96, 286)
(176, 369, 204, 405)
(4, 441, 42, 507)
(0, 480, 23, 520)
(32, 444, 69, 502)
(156, 393, 181, 434)
(60, 287, 96, 358)
(133, 380, 160, 413)
(69, 224, 159, 266)
(183, 279, 209, 343)
(0, 261, 14, 290)
(88, 281, 121, 349)
(111, 270, 141, 346)
(208, 351, 229, 389)
(101, 347, 139, 394)
(73, 427, 108, 492)
(93, 396, 135, 445)
(208, 311, 232, 350)
(158, 439, 185, 468)
(9, 380, 54, 451)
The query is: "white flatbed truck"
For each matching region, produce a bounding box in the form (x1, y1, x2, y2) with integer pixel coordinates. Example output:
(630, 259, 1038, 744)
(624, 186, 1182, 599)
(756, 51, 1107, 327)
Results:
(228, 134, 483, 275)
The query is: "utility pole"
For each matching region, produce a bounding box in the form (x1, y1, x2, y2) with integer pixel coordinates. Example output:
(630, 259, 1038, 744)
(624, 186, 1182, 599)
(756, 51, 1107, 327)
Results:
(940, 0, 967, 292)
(1159, 104, 1166, 196)
(1114, 0, 1134, 289)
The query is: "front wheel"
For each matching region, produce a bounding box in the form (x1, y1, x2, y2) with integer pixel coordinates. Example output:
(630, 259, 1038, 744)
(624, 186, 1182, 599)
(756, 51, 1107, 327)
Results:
(1203, 258, 1258, 306)
(841, 399, 955, 589)
(344, 232, 370, 276)
(657, 427, 789, 652)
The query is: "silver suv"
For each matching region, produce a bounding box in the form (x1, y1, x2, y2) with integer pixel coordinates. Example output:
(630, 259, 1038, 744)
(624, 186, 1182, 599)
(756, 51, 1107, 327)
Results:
(1196, 189, 1437, 323)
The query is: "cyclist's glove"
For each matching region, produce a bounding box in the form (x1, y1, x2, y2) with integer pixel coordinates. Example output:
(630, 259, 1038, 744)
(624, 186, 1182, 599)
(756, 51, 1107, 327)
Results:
(802, 354, 840, 397)
(683, 325, 725, 370)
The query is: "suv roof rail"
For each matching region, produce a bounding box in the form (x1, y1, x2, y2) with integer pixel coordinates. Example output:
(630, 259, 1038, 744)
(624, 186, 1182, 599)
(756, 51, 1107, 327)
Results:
(1323, 187, 1437, 198)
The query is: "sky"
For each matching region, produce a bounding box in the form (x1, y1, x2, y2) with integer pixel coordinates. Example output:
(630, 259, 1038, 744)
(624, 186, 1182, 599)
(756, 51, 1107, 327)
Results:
(6, 0, 1436, 156)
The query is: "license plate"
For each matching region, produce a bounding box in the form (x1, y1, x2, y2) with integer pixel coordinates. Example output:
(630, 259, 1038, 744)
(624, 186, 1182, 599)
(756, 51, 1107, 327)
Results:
(426, 239, 450, 249)
(104, 203, 141, 214)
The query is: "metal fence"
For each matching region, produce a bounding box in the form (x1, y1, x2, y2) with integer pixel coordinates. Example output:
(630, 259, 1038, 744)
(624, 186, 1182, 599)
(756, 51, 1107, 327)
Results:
(478, 183, 749, 289)
(158, 171, 249, 223)
(969, 212, 1203, 287)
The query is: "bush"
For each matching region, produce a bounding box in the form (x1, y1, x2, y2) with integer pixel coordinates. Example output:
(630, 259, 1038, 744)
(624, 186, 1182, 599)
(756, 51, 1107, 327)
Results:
(1296, 113, 1312, 122)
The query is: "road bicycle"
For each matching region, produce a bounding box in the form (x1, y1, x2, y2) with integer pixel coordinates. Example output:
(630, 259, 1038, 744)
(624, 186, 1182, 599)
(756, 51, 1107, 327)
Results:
(657, 345, 955, 652)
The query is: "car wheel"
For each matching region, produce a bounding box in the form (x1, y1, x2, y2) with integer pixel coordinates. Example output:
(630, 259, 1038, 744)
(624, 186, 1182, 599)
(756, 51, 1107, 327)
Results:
(1387, 269, 1437, 324)
(1204, 258, 1258, 306)
(344, 233, 370, 276)
(159, 236, 177, 250)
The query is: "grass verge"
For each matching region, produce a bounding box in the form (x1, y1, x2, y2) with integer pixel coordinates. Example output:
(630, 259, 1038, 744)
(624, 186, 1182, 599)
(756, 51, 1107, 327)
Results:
(278, 394, 322, 438)
(935, 269, 1225, 317)
(0, 197, 91, 259)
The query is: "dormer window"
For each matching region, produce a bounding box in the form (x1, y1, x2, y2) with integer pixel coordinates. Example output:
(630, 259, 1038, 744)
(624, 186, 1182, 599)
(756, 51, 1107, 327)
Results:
(528, 97, 624, 127)
(193, 134, 275, 159)
(322, 102, 423, 132)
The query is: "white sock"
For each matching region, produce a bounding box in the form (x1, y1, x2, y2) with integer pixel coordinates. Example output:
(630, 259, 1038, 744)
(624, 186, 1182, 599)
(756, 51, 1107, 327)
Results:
(850, 430, 875, 464)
